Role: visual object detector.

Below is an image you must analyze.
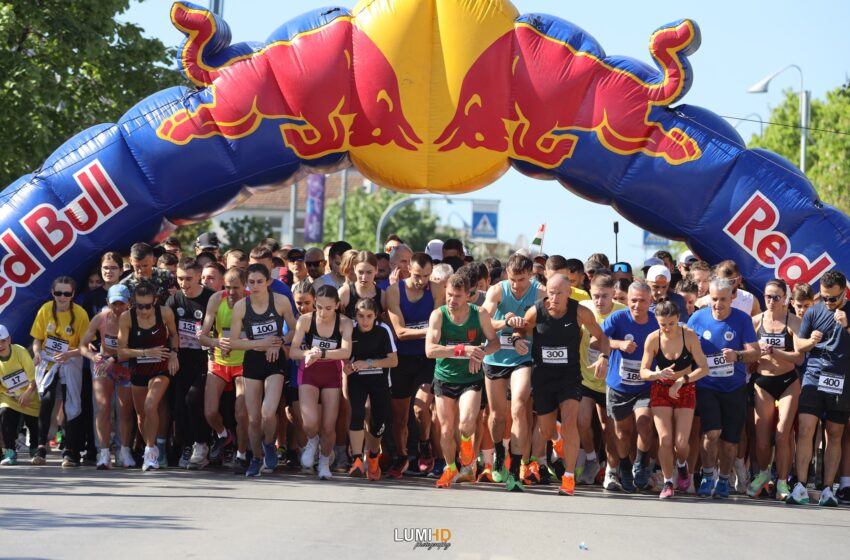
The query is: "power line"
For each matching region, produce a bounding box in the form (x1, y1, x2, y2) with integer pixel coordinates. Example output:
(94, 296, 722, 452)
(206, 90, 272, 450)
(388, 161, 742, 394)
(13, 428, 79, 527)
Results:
(722, 115, 850, 137)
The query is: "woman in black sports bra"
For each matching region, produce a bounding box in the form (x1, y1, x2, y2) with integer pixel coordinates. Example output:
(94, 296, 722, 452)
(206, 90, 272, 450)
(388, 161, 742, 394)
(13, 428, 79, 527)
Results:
(749, 279, 804, 500)
(338, 251, 387, 320)
(640, 300, 709, 499)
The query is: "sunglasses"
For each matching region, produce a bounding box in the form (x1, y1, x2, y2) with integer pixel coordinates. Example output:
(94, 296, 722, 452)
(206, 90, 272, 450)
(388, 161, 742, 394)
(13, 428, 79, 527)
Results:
(305, 261, 324, 267)
(612, 263, 631, 273)
(821, 295, 843, 303)
(135, 303, 154, 310)
(289, 256, 305, 262)
(53, 291, 73, 297)
(765, 295, 783, 302)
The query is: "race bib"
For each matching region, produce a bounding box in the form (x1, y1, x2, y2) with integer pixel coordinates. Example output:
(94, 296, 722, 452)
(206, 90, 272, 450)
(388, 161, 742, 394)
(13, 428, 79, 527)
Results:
(818, 372, 845, 395)
(44, 336, 69, 356)
(760, 335, 784, 349)
(406, 321, 428, 330)
(542, 346, 568, 365)
(311, 337, 339, 350)
(2, 369, 28, 395)
(178, 319, 202, 350)
(137, 351, 162, 364)
(707, 353, 734, 377)
(619, 358, 643, 386)
(499, 334, 515, 350)
(103, 334, 119, 351)
(358, 367, 383, 376)
(250, 320, 278, 340)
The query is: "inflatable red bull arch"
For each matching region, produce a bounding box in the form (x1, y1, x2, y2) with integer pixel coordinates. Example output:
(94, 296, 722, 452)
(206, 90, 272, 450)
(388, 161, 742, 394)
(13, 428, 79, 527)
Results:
(1, 0, 848, 340)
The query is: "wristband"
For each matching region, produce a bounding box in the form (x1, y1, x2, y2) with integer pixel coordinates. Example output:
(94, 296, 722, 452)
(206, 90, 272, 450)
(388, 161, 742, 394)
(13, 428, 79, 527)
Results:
(321, 348, 327, 359)
(454, 345, 465, 357)
(509, 335, 521, 346)
(600, 354, 609, 360)
(683, 374, 690, 384)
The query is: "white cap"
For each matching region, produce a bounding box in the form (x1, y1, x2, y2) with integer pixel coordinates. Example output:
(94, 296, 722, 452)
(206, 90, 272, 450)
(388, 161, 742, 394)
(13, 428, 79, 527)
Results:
(647, 264, 671, 283)
(679, 250, 698, 265)
(425, 239, 443, 261)
(0, 325, 9, 339)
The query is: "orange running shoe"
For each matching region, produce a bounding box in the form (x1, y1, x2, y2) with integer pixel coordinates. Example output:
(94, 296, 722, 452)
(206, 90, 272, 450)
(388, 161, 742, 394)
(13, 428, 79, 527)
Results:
(459, 438, 475, 467)
(523, 461, 541, 485)
(366, 455, 382, 481)
(436, 464, 458, 488)
(477, 463, 494, 483)
(348, 456, 365, 477)
(559, 474, 576, 496)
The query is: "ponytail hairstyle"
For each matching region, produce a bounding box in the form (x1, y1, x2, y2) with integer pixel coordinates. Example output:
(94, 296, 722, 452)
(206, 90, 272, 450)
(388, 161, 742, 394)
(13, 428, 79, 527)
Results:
(51, 276, 78, 336)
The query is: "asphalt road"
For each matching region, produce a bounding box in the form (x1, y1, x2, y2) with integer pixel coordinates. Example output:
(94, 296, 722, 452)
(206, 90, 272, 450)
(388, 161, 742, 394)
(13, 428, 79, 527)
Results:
(1, 460, 848, 559)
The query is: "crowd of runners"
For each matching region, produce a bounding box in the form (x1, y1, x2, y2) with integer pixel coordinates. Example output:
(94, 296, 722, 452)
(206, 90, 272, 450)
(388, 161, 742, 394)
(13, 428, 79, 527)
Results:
(2, 231, 849, 507)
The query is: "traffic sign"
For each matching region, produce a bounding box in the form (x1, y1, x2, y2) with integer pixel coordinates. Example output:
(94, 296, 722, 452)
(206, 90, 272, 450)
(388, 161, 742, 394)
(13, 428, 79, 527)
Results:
(643, 231, 670, 247)
(472, 201, 499, 240)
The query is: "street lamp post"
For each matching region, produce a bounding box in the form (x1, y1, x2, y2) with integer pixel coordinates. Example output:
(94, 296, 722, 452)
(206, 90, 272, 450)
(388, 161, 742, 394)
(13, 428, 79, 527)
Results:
(375, 196, 448, 252)
(731, 112, 764, 136)
(747, 64, 809, 173)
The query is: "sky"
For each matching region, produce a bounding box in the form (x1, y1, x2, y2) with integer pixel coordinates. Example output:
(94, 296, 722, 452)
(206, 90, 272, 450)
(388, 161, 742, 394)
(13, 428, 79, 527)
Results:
(120, 0, 850, 265)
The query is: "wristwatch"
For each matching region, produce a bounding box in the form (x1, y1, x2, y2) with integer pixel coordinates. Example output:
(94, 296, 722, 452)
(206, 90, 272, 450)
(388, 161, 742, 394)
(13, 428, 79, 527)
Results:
(736, 350, 743, 362)
(682, 374, 690, 384)
(367, 359, 375, 368)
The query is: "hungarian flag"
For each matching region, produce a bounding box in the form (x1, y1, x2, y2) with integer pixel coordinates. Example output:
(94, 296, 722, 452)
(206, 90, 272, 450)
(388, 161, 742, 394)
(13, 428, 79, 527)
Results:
(529, 224, 545, 255)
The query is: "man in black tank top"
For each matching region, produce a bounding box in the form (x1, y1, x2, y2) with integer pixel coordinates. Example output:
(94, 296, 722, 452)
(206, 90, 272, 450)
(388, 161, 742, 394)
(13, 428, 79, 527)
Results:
(166, 258, 214, 469)
(513, 275, 610, 495)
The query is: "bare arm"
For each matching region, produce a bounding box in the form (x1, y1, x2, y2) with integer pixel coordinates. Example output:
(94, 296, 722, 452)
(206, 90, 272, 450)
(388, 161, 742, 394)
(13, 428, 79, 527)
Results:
(386, 283, 426, 341)
(425, 309, 450, 359)
(78, 313, 103, 360)
(288, 314, 312, 360)
(639, 332, 659, 380)
(328, 317, 353, 361)
(162, 307, 180, 375)
(198, 291, 223, 348)
(481, 284, 507, 330)
(277, 293, 297, 345)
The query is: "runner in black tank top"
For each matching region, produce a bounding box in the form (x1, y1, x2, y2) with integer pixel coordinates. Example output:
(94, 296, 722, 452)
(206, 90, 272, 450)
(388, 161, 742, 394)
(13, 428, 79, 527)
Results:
(242, 293, 286, 380)
(128, 306, 170, 385)
(343, 281, 383, 319)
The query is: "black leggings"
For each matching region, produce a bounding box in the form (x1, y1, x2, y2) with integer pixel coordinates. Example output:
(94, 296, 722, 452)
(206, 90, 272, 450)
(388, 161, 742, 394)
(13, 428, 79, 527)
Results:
(348, 374, 391, 439)
(0, 408, 38, 451)
(38, 375, 83, 456)
(173, 360, 209, 447)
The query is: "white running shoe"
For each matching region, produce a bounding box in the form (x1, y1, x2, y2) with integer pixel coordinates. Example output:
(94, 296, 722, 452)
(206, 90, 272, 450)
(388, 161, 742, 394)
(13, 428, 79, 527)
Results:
(96, 449, 111, 470)
(603, 468, 621, 491)
(732, 459, 749, 494)
(301, 437, 319, 472)
(142, 447, 159, 472)
(118, 447, 136, 468)
(188, 443, 209, 470)
(317, 454, 333, 480)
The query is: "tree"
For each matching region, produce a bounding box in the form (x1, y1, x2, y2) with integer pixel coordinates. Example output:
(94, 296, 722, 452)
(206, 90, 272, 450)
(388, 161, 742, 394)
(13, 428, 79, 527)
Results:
(748, 83, 850, 215)
(219, 215, 273, 252)
(170, 219, 213, 252)
(0, 1, 182, 187)
(322, 188, 442, 252)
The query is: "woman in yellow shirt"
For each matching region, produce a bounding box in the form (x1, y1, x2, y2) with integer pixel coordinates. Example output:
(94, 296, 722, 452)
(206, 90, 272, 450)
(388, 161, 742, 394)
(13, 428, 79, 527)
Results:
(0, 325, 39, 466)
(30, 276, 89, 467)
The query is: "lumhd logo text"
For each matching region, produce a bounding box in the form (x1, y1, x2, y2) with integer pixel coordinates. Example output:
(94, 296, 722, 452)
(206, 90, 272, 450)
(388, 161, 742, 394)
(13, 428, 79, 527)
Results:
(394, 528, 452, 551)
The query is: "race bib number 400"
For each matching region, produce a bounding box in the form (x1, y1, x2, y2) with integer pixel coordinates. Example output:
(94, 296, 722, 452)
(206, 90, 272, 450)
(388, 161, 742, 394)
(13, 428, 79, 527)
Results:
(818, 373, 845, 395)
(542, 347, 568, 365)
(707, 354, 734, 377)
(619, 358, 643, 385)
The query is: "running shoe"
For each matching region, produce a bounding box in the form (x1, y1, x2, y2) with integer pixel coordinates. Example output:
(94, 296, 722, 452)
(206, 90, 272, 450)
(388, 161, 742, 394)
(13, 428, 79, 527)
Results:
(300, 437, 319, 472)
(246, 457, 262, 477)
(96, 449, 111, 470)
(141, 447, 159, 472)
(436, 464, 458, 488)
(61, 453, 79, 468)
(603, 468, 621, 492)
(538, 464, 557, 486)
(505, 471, 524, 492)
(477, 463, 494, 483)
(178, 445, 193, 469)
(633, 463, 650, 490)
(785, 482, 810, 505)
(331, 446, 350, 473)
(579, 458, 600, 486)
(428, 458, 446, 479)
(687, 479, 696, 495)
(676, 464, 690, 493)
(366, 456, 382, 481)
(714, 478, 730, 499)
(261, 442, 278, 472)
(1, 449, 17, 466)
(349, 456, 366, 477)
(697, 475, 714, 497)
(558, 474, 576, 496)
(835, 486, 850, 505)
(818, 487, 838, 507)
(222, 446, 236, 469)
(188, 443, 209, 470)
(317, 455, 333, 480)
(82, 451, 98, 467)
(387, 455, 408, 479)
(747, 471, 771, 498)
(284, 448, 300, 470)
(31, 446, 47, 465)
(659, 481, 675, 500)
(417, 441, 435, 474)
(233, 456, 249, 475)
(459, 438, 475, 467)
(156, 442, 168, 468)
(118, 447, 136, 468)
(209, 430, 233, 463)
(733, 460, 749, 494)
(522, 461, 540, 485)
(776, 480, 791, 501)
(619, 464, 636, 494)
(455, 464, 476, 483)
(492, 453, 508, 483)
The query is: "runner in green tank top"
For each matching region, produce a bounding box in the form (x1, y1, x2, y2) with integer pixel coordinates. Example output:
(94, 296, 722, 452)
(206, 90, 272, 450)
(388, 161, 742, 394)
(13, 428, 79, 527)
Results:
(426, 274, 498, 489)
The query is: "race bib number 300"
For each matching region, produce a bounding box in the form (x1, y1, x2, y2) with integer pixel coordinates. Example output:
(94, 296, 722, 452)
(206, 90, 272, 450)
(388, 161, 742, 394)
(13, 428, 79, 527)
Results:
(542, 347, 568, 365)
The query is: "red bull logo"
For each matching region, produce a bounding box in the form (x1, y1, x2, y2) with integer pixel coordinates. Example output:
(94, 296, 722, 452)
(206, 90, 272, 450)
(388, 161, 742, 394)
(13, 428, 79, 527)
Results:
(157, 4, 420, 158)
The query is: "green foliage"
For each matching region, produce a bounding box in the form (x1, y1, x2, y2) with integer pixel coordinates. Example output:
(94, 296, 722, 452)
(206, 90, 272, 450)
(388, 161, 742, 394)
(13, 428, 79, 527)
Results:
(219, 215, 273, 252)
(170, 219, 213, 252)
(322, 188, 441, 252)
(0, 0, 182, 187)
(748, 83, 850, 215)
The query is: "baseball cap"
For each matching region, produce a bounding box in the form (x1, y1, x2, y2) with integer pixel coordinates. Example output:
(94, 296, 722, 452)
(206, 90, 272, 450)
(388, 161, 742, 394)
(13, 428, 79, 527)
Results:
(646, 264, 672, 283)
(107, 284, 130, 304)
(0, 324, 9, 339)
(425, 239, 443, 261)
(679, 250, 698, 265)
(287, 247, 306, 261)
(642, 257, 664, 269)
(534, 252, 549, 265)
(195, 231, 220, 250)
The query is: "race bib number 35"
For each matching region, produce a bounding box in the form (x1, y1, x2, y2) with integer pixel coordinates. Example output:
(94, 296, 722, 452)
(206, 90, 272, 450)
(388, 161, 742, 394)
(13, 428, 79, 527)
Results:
(45, 336, 69, 355)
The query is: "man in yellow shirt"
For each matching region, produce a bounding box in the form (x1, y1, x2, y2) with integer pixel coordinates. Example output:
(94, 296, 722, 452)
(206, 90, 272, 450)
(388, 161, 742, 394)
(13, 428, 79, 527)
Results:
(0, 325, 40, 465)
(544, 256, 590, 302)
